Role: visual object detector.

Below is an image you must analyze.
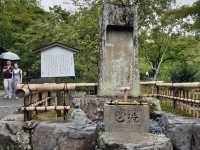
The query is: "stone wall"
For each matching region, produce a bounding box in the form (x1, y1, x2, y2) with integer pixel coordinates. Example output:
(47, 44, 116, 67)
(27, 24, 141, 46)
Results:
(72, 96, 162, 121)
(155, 112, 200, 150)
(73, 96, 113, 121)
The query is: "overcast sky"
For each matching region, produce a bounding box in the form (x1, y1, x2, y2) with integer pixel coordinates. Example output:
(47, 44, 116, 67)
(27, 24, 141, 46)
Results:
(176, 0, 196, 7)
(40, 0, 197, 11)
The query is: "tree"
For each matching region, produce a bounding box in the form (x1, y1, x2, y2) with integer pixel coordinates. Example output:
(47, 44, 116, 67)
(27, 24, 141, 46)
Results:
(164, 0, 200, 33)
(71, 0, 176, 81)
(72, 0, 175, 28)
(1, 0, 199, 83)
(140, 27, 200, 81)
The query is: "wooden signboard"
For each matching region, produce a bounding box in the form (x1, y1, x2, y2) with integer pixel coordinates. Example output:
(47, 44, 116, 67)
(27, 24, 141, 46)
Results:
(33, 42, 77, 78)
(41, 46, 75, 77)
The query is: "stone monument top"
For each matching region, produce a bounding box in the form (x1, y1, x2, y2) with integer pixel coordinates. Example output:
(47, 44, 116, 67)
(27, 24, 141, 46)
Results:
(98, 2, 140, 97)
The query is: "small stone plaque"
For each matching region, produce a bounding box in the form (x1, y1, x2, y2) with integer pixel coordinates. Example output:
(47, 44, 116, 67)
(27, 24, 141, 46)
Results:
(104, 104, 149, 133)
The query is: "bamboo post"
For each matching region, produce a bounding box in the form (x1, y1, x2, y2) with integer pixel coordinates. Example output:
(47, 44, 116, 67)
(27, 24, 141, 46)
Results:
(168, 89, 170, 97)
(94, 85, 98, 95)
(173, 87, 177, 110)
(36, 92, 42, 115)
(195, 93, 198, 101)
(181, 90, 183, 99)
(151, 86, 154, 95)
(63, 89, 71, 120)
(188, 91, 191, 100)
(45, 96, 48, 107)
(65, 90, 71, 106)
(186, 90, 189, 101)
(57, 91, 63, 118)
(178, 90, 180, 99)
(180, 101, 183, 111)
(191, 92, 193, 102)
(47, 91, 52, 106)
(54, 97, 58, 120)
(197, 110, 199, 118)
(24, 96, 32, 121)
(156, 85, 159, 98)
(63, 90, 67, 120)
(185, 90, 188, 114)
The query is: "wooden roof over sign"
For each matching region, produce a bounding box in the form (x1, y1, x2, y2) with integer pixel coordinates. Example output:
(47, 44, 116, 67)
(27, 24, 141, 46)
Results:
(32, 42, 78, 53)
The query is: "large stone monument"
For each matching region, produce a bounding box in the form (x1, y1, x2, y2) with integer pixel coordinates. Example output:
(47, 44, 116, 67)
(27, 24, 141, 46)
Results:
(98, 2, 173, 150)
(98, 2, 140, 97)
(99, 1, 149, 134)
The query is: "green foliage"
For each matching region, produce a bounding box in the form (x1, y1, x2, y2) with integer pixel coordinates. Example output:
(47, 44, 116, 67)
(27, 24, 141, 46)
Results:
(1, 0, 200, 83)
(164, 0, 200, 32)
(170, 63, 198, 82)
(0, 0, 99, 81)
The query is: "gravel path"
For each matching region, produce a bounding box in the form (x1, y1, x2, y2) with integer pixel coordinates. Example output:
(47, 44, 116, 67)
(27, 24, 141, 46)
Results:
(0, 91, 23, 119)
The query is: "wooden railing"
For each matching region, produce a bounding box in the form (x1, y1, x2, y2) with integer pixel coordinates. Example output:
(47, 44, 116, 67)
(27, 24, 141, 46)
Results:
(17, 83, 98, 121)
(18, 81, 200, 121)
(141, 82, 200, 118)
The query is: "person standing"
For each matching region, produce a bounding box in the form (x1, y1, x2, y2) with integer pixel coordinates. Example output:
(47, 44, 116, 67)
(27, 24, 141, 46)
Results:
(3, 60, 13, 99)
(12, 63, 22, 99)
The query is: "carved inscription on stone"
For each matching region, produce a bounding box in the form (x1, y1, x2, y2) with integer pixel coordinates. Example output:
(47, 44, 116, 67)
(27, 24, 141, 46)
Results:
(115, 108, 140, 123)
(104, 105, 149, 133)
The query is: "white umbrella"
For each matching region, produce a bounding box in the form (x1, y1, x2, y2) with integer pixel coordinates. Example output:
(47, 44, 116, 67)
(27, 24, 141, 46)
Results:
(0, 52, 20, 60)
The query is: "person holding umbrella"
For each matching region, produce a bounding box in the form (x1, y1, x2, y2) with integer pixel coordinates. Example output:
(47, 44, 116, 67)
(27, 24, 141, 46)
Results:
(0, 50, 20, 99)
(3, 60, 13, 99)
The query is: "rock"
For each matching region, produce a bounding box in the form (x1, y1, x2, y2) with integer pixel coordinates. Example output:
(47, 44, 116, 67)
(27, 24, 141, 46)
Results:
(143, 97, 162, 111)
(192, 124, 200, 150)
(156, 112, 200, 150)
(150, 119, 162, 134)
(69, 108, 92, 126)
(32, 108, 97, 150)
(0, 114, 31, 150)
(1, 113, 24, 122)
(72, 96, 162, 122)
(73, 96, 112, 121)
(98, 132, 173, 150)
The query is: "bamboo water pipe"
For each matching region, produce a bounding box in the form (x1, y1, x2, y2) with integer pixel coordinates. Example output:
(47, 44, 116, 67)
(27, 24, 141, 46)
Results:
(120, 87, 130, 102)
(16, 83, 98, 97)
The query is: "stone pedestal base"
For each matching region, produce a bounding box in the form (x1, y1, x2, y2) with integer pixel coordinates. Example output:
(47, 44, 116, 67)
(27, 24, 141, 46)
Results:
(98, 132, 173, 150)
(104, 104, 149, 133)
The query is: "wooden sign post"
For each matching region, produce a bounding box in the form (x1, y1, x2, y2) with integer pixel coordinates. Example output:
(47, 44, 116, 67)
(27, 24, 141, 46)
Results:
(33, 42, 78, 119)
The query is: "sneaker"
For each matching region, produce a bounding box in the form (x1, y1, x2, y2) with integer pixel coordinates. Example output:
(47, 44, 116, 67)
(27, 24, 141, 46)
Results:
(15, 97, 19, 100)
(8, 96, 12, 99)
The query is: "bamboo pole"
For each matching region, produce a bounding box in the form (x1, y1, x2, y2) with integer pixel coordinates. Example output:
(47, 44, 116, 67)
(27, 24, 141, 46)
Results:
(21, 106, 70, 111)
(17, 82, 200, 97)
(140, 81, 164, 85)
(156, 82, 200, 88)
(16, 83, 98, 97)
(30, 97, 51, 107)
